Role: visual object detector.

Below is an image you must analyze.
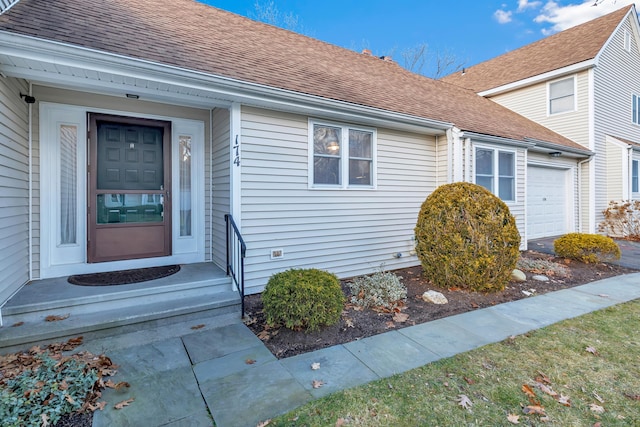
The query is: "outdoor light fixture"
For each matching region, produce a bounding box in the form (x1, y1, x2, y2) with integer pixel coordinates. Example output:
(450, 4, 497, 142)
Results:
(549, 151, 562, 157)
(19, 93, 36, 104)
(126, 93, 140, 99)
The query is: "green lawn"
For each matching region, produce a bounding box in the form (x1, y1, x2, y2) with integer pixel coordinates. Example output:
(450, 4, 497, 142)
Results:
(270, 300, 640, 426)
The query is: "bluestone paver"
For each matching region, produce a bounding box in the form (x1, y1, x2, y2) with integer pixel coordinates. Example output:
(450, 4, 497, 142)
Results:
(444, 307, 533, 343)
(193, 343, 276, 383)
(182, 322, 263, 363)
(199, 359, 313, 427)
(344, 330, 440, 377)
(280, 345, 379, 398)
(398, 318, 488, 358)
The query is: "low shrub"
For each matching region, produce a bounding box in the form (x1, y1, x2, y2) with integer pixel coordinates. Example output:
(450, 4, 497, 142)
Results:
(414, 182, 521, 293)
(598, 200, 640, 240)
(516, 256, 571, 278)
(262, 268, 344, 332)
(0, 353, 98, 427)
(348, 269, 407, 310)
(554, 233, 621, 264)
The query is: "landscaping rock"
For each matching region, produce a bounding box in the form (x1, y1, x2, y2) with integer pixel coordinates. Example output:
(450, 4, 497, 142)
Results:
(422, 290, 448, 305)
(511, 269, 527, 282)
(532, 275, 550, 282)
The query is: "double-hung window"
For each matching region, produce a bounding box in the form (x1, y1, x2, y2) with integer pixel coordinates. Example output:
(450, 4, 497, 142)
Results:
(311, 121, 375, 188)
(633, 159, 639, 194)
(549, 76, 576, 115)
(475, 147, 515, 202)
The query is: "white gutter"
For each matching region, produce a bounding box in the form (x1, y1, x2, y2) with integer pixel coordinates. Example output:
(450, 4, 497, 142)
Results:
(463, 132, 536, 149)
(478, 59, 595, 97)
(28, 80, 32, 281)
(0, 32, 453, 134)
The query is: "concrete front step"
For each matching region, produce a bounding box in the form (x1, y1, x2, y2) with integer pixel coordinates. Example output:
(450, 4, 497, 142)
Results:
(0, 291, 241, 353)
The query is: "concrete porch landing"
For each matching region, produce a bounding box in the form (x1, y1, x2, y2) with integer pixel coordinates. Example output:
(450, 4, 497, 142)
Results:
(0, 263, 240, 352)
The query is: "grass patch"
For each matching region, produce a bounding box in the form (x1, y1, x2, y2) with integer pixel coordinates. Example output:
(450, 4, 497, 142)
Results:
(270, 300, 640, 426)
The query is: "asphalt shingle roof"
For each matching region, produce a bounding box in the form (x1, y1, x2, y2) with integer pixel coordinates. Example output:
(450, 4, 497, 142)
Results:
(441, 6, 632, 93)
(0, 0, 588, 150)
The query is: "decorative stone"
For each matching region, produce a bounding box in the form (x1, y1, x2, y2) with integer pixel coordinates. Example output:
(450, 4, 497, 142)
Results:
(532, 275, 550, 282)
(511, 269, 526, 282)
(422, 290, 448, 305)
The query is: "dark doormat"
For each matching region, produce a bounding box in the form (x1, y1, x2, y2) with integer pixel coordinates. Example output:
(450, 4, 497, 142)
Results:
(68, 265, 181, 286)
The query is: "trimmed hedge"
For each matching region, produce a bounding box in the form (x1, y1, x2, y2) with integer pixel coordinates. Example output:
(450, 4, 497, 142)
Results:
(554, 233, 621, 264)
(414, 182, 521, 293)
(262, 268, 344, 332)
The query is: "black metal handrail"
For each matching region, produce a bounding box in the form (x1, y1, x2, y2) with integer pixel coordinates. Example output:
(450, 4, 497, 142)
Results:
(225, 214, 246, 318)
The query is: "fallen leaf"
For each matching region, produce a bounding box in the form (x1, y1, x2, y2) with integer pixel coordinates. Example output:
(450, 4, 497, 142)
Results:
(65, 394, 75, 404)
(536, 382, 558, 398)
(11, 322, 24, 327)
(114, 398, 134, 410)
(45, 314, 70, 322)
(598, 294, 610, 298)
(557, 394, 571, 407)
(464, 376, 475, 385)
(523, 405, 546, 415)
(585, 346, 599, 356)
(114, 381, 130, 391)
(536, 371, 551, 385)
(257, 330, 270, 340)
(95, 401, 107, 411)
(311, 362, 321, 370)
(589, 403, 605, 413)
(344, 318, 355, 328)
(624, 392, 640, 401)
(592, 391, 604, 403)
(456, 394, 473, 412)
(245, 359, 256, 365)
(312, 380, 325, 389)
(507, 413, 520, 424)
(384, 321, 396, 329)
(256, 420, 271, 427)
(593, 422, 602, 427)
(335, 418, 348, 427)
(392, 312, 409, 323)
(470, 301, 479, 308)
(104, 380, 117, 388)
(191, 324, 205, 330)
(41, 413, 50, 427)
(522, 384, 538, 402)
(522, 290, 533, 296)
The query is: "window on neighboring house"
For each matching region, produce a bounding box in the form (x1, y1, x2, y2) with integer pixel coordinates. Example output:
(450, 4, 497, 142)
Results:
(633, 94, 640, 125)
(549, 77, 575, 115)
(311, 122, 374, 188)
(475, 147, 515, 201)
(633, 159, 639, 193)
(625, 30, 632, 52)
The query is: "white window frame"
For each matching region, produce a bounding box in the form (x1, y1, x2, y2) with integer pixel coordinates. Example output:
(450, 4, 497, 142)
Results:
(473, 145, 516, 203)
(547, 75, 577, 116)
(624, 29, 632, 53)
(633, 159, 639, 195)
(633, 94, 640, 125)
(308, 119, 377, 189)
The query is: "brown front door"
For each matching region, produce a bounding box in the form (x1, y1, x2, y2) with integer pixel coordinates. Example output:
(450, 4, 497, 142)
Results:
(88, 114, 172, 263)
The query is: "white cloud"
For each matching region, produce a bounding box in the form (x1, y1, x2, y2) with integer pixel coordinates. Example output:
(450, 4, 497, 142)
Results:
(534, 0, 639, 34)
(494, 9, 514, 23)
(518, 0, 542, 12)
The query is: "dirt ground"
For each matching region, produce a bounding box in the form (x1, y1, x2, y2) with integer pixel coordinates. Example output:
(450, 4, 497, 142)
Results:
(244, 251, 637, 359)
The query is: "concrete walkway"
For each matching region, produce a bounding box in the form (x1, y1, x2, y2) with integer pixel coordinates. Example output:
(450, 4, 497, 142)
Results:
(83, 272, 640, 427)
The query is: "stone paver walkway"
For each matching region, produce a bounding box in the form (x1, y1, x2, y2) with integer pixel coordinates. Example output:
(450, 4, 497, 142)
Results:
(86, 272, 640, 427)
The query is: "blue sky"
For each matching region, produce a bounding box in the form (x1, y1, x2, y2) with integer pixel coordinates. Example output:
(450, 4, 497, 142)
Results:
(201, 0, 638, 76)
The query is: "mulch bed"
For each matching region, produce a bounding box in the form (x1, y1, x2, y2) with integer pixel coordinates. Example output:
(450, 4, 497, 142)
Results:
(244, 251, 637, 359)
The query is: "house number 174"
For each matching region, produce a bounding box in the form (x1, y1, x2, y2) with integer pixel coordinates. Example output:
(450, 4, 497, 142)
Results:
(233, 135, 240, 166)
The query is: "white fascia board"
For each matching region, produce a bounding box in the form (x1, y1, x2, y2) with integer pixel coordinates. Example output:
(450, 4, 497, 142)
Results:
(478, 60, 595, 97)
(463, 131, 535, 149)
(0, 31, 452, 135)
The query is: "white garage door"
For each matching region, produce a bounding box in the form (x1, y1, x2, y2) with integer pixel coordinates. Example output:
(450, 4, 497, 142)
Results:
(527, 166, 569, 239)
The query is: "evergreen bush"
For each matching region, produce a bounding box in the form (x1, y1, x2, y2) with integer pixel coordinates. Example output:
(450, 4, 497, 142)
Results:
(414, 182, 520, 292)
(554, 233, 621, 263)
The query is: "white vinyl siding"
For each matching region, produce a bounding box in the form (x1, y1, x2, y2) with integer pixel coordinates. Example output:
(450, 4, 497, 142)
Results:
(211, 107, 230, 269)
(605, 138, 626, 201)
(0, 76, 30, 305)
(594, 15, 640, 225)
(240, 106, 436, 293)
(490, 71, 590, 149)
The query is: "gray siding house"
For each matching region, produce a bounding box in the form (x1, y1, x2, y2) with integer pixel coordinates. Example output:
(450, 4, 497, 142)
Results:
(0, 0, 591, 337)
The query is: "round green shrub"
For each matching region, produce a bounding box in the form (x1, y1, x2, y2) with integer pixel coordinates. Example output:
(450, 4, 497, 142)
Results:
(262, 268, 344, 332)
(554, 233, 621, 263)
(414, 182, 521, 293)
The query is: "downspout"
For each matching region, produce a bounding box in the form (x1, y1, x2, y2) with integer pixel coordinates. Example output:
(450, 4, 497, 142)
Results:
(446, 127, 463, 182)
(28, 81, 33, 281)
(209, 108, 214, 262)
(627, 144, 633, 200)
(577, 157, 592, 233)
